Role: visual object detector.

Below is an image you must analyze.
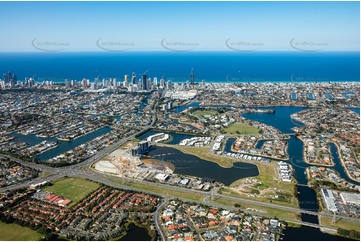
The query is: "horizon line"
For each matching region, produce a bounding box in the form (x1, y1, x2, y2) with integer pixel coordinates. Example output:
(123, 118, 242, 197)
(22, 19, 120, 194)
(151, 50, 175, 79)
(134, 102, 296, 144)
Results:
(0, 50, 359, 53)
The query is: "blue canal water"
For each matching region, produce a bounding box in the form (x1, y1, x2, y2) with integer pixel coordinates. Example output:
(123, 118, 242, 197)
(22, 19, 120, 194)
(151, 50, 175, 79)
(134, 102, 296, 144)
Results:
(224, 138, 237, 153)
(241, 106, 361, 227)
(307, 93, 315, 100)
(349, 108, 360, 115)
(242, 107, 319, 222)
(291, 93, 297, 100)
(10, 132, 49, 147)
(11, 126, 112, 161)
(282, 226, 352, 241)
(255, 140, 267, 149)
(146, 146, 258, 186)
(329, 143, 359, 185)
(325, 93, 335, 101)
(241, 107, 359, 185)
(242, 106, 306, 133)
(173, 102, 201, 113)
(138, 127, 259, 185)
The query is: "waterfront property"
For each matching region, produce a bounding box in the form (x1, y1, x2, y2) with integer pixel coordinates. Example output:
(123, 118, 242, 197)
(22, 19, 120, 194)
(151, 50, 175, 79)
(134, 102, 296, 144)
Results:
(0, 90, 151, 166)
(292, 108, 360, 182)
(146, 146, 259, 186)
(0, 81, 359, 240)
(96, 140, 258, 187)
(195, 82, 359, 109)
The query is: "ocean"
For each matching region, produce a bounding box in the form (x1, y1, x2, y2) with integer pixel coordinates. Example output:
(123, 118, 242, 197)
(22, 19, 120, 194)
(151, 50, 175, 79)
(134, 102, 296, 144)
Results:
(0, 51, 359, 83)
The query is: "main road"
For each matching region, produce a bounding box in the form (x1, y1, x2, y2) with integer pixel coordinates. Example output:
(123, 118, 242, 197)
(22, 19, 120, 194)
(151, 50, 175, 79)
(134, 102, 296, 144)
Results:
(1, 156, 358, 225)
(0, 99, 359, 226)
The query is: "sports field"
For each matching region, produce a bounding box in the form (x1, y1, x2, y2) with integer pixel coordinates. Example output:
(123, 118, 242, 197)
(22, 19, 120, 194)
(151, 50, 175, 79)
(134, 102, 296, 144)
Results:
(192, 109, 218, 118)
(223, 122, 260, 134)
(43, 177, 100, 207)
(0, 221, 43, 241)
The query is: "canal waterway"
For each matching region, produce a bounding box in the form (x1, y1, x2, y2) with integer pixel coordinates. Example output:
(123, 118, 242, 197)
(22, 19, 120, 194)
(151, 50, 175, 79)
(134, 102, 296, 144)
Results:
(255, 140, 267, 149)
(137, 103, 359, 239)
(349, 108, 360, 115)
(329, 142, 359, 185)
(282, 226, 351, 241)
(11, 126, 112, 161)
(242, 107, 320, 223)
(173, 101, 200, 113)
(146, 146, 259, 186)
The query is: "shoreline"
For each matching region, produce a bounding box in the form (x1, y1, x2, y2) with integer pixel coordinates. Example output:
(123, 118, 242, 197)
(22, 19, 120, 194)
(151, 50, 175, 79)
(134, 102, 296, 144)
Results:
(159, 143, 274, 173)
(158, 143, 233, 168)
(201, 102, 360, 110)
(116, 220, 155, 241)
(333, 142, 360, 183)
(56, 125, 108, 141)
(28, 143, 60, 158)
(168, 114, 204, 131)
(297, 136, 335, 168)
(150, 128, 203, 137)
(229, 138, 289, 161)
(201, 103, 311, 109)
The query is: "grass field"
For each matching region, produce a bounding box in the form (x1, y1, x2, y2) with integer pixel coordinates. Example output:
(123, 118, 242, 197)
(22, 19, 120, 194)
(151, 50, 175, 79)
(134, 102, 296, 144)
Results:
(253, 161, 297, 206)
(192, 110, 218, 118)
(158, 144, 298, 209)
(166, 144, 234, 168)
(0, 222, 43, 241)
(319, 216, 360, 232)
(213, 197, 300, 221)
(223, 122, 260, 134)
(43, 177, 100, 207)
(108, 176, 299, 221)
(109, 178, 205, 202)
(226, 161, 299, 208)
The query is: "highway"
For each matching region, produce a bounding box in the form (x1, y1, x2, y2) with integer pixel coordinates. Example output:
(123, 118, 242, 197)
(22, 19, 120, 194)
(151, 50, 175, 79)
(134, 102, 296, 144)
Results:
(2, 157, 358, 225)
(0, 153, 55, 172)
(0, 98, 359, 234)
(91, 171, 360, 223)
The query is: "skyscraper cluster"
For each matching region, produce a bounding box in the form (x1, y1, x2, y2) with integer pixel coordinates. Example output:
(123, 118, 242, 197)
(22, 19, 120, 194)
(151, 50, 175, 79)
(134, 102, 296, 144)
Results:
(0, 69, 197, 91)
(2, 72, 17, 88)
(123, 71, 175, 92)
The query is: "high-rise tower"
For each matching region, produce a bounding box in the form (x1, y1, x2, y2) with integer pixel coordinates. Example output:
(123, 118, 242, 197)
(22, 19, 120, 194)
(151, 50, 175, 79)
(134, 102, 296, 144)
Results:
(141, 74, 148, 91)
(131, 72, 136, 85)
(190, 68, 194, 85)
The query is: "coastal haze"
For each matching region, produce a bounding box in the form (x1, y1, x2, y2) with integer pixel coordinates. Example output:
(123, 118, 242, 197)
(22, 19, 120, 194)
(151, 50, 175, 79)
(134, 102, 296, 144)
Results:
(0, 1, 360, 242)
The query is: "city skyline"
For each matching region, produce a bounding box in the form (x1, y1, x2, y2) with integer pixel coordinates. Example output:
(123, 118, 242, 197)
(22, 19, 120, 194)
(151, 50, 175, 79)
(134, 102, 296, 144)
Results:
(0, 1, 359, 52)
(0, 2, 359, 241)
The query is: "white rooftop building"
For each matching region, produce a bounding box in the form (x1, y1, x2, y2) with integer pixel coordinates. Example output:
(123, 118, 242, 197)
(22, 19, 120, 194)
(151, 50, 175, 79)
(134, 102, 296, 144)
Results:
(321, 188, 338, 213)
(155, 173, 169, 182)
(340, 192, 360, 205)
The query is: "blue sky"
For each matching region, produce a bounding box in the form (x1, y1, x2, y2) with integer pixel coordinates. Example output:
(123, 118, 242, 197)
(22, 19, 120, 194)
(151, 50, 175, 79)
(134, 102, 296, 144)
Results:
(0, 1, 359, 52)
